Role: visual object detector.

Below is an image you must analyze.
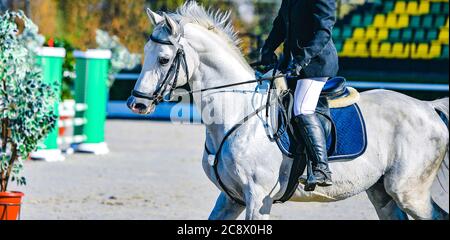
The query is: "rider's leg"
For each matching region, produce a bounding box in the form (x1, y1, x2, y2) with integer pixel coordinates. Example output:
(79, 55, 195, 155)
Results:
(293, 78, 333, 187)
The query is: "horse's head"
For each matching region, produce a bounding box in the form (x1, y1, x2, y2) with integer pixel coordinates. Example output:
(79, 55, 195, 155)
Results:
(128, 8, 198, 115)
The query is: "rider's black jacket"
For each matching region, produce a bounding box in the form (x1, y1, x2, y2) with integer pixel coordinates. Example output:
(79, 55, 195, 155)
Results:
(263, 0, 339, 78)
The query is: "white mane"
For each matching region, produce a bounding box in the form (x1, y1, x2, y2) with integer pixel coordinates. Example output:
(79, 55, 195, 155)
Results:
(174, 1, 241, 48)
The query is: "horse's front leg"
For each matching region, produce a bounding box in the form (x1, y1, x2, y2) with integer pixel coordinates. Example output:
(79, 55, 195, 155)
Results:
(244, 185, 273, 220)
(209, 192, 245, 220)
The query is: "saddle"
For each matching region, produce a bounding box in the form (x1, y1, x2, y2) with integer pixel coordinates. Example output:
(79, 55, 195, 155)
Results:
(274, 76, 367, 161)
(271, 76, 368, 203)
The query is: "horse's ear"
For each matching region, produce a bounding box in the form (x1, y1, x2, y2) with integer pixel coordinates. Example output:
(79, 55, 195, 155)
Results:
(163, 12, 179, 36)
(146, 8, 163, 26)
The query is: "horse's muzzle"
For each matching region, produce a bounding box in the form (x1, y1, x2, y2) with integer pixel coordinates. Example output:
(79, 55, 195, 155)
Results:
(127, 96, 156, 115)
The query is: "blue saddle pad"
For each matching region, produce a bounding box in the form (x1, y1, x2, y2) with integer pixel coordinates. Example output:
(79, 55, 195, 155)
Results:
(276, 104, 368, 161)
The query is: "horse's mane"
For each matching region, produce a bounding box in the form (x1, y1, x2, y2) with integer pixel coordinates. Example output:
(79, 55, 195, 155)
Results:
(174, 1, 242, 49)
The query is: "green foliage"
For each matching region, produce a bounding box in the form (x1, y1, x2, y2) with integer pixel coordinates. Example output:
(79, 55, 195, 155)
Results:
(0, 11, 57, 191)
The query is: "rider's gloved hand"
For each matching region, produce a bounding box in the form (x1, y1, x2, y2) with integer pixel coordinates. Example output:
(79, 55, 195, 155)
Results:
(260, 48, 278, 67)
(291, 57, 310, 76)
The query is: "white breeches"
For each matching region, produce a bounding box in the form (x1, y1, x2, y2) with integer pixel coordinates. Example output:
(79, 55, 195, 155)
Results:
(294, 78, 328, 116)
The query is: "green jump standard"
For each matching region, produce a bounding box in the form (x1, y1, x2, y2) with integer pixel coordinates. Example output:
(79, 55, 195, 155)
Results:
(73, 49, 111, 155)
(31, 47, 66, 162)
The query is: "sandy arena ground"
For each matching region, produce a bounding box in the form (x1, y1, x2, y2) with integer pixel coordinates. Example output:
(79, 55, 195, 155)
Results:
(12, 120, 449, 220)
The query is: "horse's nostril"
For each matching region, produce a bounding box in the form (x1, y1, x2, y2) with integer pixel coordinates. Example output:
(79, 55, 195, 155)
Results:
(135, 103, 147, 110)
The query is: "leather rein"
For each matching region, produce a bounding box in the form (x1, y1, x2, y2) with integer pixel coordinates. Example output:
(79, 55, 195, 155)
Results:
(131, 33, 286, 103)
(132, 32, 293, 206)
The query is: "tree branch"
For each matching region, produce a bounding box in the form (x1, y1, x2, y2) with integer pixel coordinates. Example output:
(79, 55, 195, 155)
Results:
(0, 118, 8, 192)
(4, 142, 17, 192)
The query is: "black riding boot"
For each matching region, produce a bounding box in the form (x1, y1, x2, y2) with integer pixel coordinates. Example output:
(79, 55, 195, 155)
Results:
(295, 114, 333, 187)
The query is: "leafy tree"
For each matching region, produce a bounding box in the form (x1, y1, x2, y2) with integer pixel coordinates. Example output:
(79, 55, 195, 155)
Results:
(0, 11, 57, 191)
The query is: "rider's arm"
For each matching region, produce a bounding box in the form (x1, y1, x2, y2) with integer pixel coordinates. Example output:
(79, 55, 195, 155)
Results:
(262, 6, 286, 53)
(294, 0, 336, 69)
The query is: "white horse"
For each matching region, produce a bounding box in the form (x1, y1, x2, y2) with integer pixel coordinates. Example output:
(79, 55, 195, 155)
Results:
(127, 2, 449, 220)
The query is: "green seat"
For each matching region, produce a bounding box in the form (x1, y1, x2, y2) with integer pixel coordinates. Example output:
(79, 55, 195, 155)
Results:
(389, 29, 401, 41)
(335, 41, 343, 52)
(414, 29, 425, 42)
(351, 15, 362, 27)
(372, 0, 383, 5)
(384, 1, 395, 13)
(427, 29, 438, 41)
(333, 27, 341, 40)
(342, 26, 353, 39)
(422, 15, 433, 28)
(410, 16, 421, 28)
(362, 15, 374, 27)
(402, 29, 413, 42)
(444, 3, 449, 14)
(435, 16, 446, 28)
(441, 45, 449, 59)
(431, 2, 441, 14)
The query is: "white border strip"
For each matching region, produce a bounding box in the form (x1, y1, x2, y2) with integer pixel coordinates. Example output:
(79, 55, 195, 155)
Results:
(73, 49, 112, 59)
(36, 47, 66, 58)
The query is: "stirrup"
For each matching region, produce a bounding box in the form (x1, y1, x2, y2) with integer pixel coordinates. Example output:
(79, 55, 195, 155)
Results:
(313, 168, 333, 187)
(299, 161, 318, 192)
(299, 175, 318, 191)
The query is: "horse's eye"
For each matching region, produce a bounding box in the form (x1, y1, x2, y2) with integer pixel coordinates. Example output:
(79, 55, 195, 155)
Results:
(159, 57, 170, 65)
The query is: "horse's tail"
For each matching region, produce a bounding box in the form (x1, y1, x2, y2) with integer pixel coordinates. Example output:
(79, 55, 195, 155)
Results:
(429, 97, 449, 194)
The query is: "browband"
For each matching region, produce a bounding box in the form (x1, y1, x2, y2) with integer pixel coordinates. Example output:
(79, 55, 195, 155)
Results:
(150, 34, 173, 45)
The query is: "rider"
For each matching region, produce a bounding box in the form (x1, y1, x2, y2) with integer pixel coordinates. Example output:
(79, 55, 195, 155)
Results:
(260, 0, 338, 186)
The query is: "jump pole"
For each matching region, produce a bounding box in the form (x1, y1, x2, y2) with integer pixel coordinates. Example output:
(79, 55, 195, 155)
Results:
(72, 49, 111, 155)
(31, 47, 66, 162)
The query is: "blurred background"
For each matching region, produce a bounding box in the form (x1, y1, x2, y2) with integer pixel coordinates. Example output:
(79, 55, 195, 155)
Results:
(2, 0, 448, 220)
(1, 0, 448, 119)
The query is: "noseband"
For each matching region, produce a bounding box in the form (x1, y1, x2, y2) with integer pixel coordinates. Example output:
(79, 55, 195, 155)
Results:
(131, 33, 189, 105)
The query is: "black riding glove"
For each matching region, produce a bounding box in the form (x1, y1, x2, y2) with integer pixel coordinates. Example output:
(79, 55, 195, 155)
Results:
(260, 49, 278, 67)
(291, 57, 310, 76)
(290, 63, 303, 77)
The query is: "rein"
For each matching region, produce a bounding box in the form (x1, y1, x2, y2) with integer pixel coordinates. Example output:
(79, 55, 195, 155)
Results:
(132, 31, 294, 206)
(131, 32, 286, 102)
(131, 34, 189, 104)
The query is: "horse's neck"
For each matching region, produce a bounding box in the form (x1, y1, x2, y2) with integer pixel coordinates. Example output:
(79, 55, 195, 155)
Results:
(187, 28, 262, 149)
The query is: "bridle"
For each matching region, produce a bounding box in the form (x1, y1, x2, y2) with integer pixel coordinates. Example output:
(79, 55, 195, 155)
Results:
(130, 25, 300, 206)
(131, 27, 286, 105)
(131, 31, 190, 105)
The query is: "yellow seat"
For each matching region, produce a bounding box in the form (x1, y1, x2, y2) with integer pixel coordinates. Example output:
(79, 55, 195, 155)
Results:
(355, 41, 369, 57)
(378, 28, 389, 40)
(373, 15, 386, 28)
(370, 41, 380, 58)
(429, 44, 442, 59)
(392, 43, 404, 58)
(365, 27, 377, 40)
(439, 29, 449, 44)
(397, 15, 409, 28)
(353, 28, 365, 40)
(391, 43, 410, 59)
(386, 14, 398, 28)
(406, 2, 419, 15)
(402, 44, 411, 59)
(379, 42, 392, 58)
(418, 1, 430, 15)
(412, 43, 430, 59)
(342, 41, 355, 57)
(394, 1, 407, 14)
